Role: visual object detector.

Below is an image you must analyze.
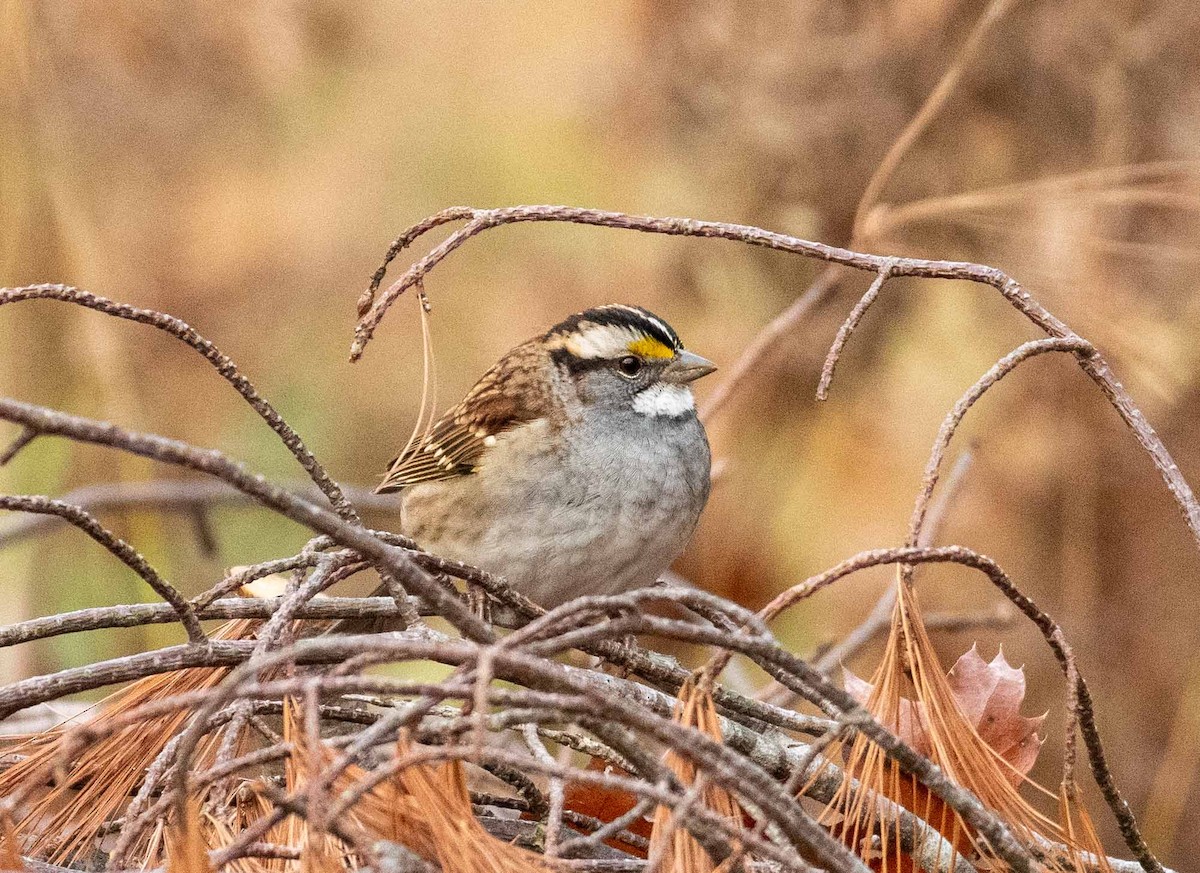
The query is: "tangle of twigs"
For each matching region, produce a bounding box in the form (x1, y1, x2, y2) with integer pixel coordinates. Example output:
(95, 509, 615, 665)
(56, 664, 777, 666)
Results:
(0, 203, 1190, 873)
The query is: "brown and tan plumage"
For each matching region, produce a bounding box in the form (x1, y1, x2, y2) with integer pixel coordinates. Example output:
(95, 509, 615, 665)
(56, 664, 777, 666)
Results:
(353, 303, 715, 615)
(376, 342, 555, 492)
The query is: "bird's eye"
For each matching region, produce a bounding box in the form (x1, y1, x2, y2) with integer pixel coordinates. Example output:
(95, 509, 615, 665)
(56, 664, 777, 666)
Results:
(617, 355, 643, 377)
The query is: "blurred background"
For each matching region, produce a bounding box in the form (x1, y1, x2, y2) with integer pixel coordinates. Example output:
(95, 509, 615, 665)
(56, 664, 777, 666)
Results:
(2, 0, 1200, 863)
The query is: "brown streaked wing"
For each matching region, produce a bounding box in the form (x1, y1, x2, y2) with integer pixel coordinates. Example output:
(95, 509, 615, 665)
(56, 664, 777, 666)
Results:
(376, 350, 547, 492)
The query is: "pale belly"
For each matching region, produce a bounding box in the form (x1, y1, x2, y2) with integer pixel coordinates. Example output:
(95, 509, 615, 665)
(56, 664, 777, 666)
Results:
(399, 416, 710, 608)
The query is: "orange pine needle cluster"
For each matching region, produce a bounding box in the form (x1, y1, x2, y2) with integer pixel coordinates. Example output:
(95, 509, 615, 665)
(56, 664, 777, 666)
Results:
(817, 578, 1110, 872)
(0, 616, 263, 867)
(342, 736, 554, 873)
(183, 699, 556, 873)
(166, 799, 215, 873)
(647, 679, 745, 873)
(1, 812, 26, 873)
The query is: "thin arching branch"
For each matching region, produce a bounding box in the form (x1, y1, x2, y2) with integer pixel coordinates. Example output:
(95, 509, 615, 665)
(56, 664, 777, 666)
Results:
(352, 205, 1200, 558)
(0, 494, 206, 644)
(0, 284, 361, 524)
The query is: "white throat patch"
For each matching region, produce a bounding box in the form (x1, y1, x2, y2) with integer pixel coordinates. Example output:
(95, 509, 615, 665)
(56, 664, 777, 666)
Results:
(632, 383, 695, 418)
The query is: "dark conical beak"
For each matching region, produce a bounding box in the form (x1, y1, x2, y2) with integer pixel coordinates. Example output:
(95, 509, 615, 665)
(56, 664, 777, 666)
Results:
(663, 349, 717, 384)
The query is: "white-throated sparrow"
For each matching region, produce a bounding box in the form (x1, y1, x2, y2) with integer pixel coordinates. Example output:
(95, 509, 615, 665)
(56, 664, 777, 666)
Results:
(378, 304, 715, 609)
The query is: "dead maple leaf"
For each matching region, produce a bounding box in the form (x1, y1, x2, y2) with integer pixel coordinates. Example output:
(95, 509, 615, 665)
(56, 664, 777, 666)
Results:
(837, 646, 1050, 872)
(823, 577, 1110, 873)
(844, 645, 1046, 788)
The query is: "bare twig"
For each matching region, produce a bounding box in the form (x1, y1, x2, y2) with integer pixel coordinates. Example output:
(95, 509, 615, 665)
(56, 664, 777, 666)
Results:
(733, 543, 1159, 871)
(158, 621, 1037, 872)
(0, 480, 399, 551)
(0, 284, 361, 524)
(558, 793, 658, 859)
(753, 452, 978, 708)
(348, 205, 1200, 558)
(0, 427, 36, 466)
(522, 723, 565, 857)
(816, 260, 896, 400)
(0, 494, 206, 643)
(0, 587, 1161, 873)
(358, 207, 477, 317)
(0, 597, 422, 649)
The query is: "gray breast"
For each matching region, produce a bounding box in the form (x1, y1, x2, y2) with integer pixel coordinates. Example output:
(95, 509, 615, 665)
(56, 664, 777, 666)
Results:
(400, 410, 711, 607)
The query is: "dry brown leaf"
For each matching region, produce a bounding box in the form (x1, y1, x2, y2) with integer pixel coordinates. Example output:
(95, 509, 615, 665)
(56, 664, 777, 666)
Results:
(820, 581, 1110, 872)
(844, 644, 1046, 788)
(946, 645, 1047, 781)
(560, 757, 653, 856)
(647, 679, 745, 873)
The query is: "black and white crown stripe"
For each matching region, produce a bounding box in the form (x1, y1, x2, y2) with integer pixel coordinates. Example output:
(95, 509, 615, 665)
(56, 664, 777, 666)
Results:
(547, 304, 683, 359)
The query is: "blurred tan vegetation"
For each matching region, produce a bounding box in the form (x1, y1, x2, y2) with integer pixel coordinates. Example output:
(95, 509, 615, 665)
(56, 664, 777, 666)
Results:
(2, 0, 1200, 863)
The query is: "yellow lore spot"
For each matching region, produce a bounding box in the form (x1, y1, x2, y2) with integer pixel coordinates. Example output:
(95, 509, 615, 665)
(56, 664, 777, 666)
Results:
(626, 336, 674, 359)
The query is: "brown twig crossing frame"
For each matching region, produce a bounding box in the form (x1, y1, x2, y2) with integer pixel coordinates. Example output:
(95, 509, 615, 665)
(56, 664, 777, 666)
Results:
(352, 205, 1200, 558)
(0, 202, 1191, 873)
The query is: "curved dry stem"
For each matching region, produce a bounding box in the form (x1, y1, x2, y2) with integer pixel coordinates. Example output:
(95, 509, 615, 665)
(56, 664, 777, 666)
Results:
(160, 618, 1041, 872)
(755, 450, 976, 710)
(0, 284, 360, 524)
(349, 205, 1200, 561)
(0, 572, 1159, 873)
(358, 206, 477, 316)
(0, 494, 206, 643)
(869, 160, 1200, 243)
(906, 336, 1096, 547)
(851, 0, 1019, 241)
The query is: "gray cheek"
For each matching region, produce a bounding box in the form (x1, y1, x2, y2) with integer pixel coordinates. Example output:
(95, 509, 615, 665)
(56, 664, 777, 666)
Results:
(576, 367, 639, 409)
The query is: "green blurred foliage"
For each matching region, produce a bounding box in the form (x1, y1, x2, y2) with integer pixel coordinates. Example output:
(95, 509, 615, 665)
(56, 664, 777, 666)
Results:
(3, 0, 1200, 861)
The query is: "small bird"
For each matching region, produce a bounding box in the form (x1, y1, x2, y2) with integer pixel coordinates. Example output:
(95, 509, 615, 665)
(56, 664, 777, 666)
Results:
(377, 304, 716, 609)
